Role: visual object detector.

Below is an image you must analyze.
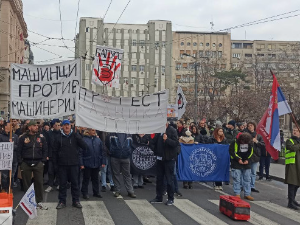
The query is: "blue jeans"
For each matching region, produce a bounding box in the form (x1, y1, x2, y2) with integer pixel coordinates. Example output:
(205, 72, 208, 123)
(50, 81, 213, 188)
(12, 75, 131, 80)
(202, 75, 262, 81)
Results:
(250, 162, 258, 188)
(231, 168, 251, 196)
(100, 157, 114, 187)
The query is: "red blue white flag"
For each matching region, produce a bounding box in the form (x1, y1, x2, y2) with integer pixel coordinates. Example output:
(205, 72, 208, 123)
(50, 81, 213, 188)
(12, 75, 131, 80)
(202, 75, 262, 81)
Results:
(257, 71, 291, 160)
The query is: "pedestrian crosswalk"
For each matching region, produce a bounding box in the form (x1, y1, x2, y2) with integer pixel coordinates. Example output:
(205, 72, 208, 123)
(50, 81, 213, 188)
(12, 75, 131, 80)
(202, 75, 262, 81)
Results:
(22, 199, 300, 225)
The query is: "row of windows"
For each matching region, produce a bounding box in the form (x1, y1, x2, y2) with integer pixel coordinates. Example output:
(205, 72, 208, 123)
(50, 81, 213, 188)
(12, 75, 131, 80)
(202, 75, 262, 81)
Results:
(86, 64, 165, 73)
(123, 78, 158, 85)
(179, 50, 223, 58)
(180, 42, 223, 47)
(232, 53, 281, 59)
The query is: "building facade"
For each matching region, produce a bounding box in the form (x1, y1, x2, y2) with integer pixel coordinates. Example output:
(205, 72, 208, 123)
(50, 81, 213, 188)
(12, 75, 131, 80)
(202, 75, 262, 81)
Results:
(0, 0, 27, 118)
(75, 18, 173, 98)
(23, 39, 34, 64)
(172, 31, 232, 104)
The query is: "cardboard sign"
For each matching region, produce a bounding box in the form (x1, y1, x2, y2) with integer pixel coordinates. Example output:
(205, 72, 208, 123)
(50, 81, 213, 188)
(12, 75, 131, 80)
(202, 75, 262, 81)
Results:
(0, 142, 13, 170)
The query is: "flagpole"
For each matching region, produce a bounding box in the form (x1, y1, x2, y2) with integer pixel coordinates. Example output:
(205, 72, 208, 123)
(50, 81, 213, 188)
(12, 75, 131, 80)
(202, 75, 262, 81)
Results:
(289, 112, 300, 132)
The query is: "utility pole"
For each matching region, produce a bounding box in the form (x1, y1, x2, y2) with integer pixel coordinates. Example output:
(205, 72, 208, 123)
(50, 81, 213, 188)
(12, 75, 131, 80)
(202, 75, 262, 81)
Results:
(194, 62, 198, 121)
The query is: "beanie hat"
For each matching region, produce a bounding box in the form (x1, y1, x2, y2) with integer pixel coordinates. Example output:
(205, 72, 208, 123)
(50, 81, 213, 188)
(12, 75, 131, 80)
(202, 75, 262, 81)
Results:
(228, 120, 236, 127)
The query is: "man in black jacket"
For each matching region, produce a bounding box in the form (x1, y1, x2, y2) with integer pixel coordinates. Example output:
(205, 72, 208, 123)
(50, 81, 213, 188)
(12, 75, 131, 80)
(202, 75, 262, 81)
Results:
(0, 121, 18, 192)
(150, 122, 179, 206)
(18, 120, 48, 210)
(54, 120, 87, 210)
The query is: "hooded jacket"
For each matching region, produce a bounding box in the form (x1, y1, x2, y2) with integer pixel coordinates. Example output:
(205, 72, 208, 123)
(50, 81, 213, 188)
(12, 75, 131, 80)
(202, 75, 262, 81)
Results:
(105, 133, 133, 159)
(17, 131, 48, 165)
(229, 140, 254, 170)
(80, 134, 106, 168)
(54, 130, 87, 166)
(153, 125, 179, 161)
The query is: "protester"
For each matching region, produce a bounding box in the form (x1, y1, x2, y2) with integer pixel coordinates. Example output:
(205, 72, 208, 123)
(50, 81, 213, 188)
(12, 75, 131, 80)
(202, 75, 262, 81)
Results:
(54, 120, 87, 209)
(229, 132, 254, 201)
(179, 130, 194, 189)
(259, 143, 272, 181)
(0, 122, 18, 192)
(0, 117, 5, 133)
(17, 120, 48, 210)
(245, 122, 264, 193)
(198, 120, 209, 136)
(190, 125, 207, 144)
(177, 120, 187, 137)
(132, 134, 151, 189)
(208, 128, 228, 190)
(237, 123, 245, 133)
(150, 122, 179, 206)
(285, 127, 300, 210)
(11, 119, 22, 136)
(80, 128, 105, 199)
(105, 133, 136, 198)
(42, 122, 51, 185)
(225, 120, 239, 144)
(215, 120, 223, 129)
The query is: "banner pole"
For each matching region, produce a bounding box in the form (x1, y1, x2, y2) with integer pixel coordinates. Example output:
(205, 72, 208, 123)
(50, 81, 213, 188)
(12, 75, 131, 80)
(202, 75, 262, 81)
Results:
(9, 122, 13, 194)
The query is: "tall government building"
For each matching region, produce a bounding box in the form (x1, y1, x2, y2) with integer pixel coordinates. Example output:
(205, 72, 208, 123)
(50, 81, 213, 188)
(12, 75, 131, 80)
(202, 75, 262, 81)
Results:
(75, 18, 173, 98)
(0, 0, 27, 118)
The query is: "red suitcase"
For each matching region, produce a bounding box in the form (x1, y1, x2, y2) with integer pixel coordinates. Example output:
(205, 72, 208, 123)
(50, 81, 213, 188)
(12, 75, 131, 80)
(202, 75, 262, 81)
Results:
(219, 195, 250, 221)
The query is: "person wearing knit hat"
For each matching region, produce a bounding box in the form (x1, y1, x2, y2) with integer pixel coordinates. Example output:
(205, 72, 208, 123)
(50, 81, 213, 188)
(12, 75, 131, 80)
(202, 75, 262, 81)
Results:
(225, 120, 239, 144)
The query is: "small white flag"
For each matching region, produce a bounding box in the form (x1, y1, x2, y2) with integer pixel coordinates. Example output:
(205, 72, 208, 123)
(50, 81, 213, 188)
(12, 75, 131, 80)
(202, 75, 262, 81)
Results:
(176, 85, 187, 119)
(19, 183, 37, 219)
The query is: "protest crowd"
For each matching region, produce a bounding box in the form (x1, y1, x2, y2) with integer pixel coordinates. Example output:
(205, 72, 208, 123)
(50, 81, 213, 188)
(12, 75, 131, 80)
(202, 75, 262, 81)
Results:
(1, 115, 299, 211)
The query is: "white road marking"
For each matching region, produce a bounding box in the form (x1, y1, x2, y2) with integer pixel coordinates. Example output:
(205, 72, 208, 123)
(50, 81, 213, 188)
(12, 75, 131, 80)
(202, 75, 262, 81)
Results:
(198, 182, 229, 195)
(26, 203, 57, 225)
(253, 201, 300, 223)
(125, 199, 171, 225)
(174, 199, 228, 225)
(209, 200, 279, 225)
(81, 201, 115, 225)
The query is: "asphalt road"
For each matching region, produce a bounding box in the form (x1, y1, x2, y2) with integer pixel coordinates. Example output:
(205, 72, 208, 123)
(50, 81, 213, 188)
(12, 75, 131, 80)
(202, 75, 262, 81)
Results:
(12, 175, 300, 225)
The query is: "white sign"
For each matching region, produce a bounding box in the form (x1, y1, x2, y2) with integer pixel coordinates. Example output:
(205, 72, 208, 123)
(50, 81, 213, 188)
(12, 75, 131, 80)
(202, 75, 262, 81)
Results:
(10, 59, 81, 119)
(92, 45, 124, 88)
(0, 142, 13, 170)
(19, 183, 37, 219)
(0, 207, 13, 225)
(176, 85, 187, 119)
(76, 86, 169, 134)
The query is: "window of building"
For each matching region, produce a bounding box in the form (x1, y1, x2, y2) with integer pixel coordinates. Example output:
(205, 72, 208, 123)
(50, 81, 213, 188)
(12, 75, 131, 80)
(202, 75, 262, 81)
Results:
(132, 39, 137, 46)
(140, 40, 145, 46)
(232, 53, 241, 58)
(182, 63, 188, 69)
(189, 75, 194, 83)
(161, 66, 165, 73)
(187, 42, 191, 46)
(180, 50, 184, 58)
(140, 65, 145, 72)
(193, 50, 197, 57)
(260, 44, 265, 49)
(124, 78, 129, 84)
(245, 54, 252, 58)
(176, 75, 181, 83)
(212, 51, 217, 58)
(186, 50, 191, 56)
(212, 43, 216, 47)
(219, 43, 222, 47)
(257, 54, 264, 57)
(205, 51, 210, 57)
(176, 63, 182, 70)
(85, 27, 89, 32)
(232, 43, 242, 49)
(206, 43, 210, 47)
(131, 65, 137, 71)
(154, 78, 158, 86)
(243, 43, 253, 49)
(181, 42, 184, 46)
(162, 42, 166, 47)
(200, 42, 203, 46)
(199, 51, 203, 57)
(189, 63, 195, 69)
(193, 42, 197, 46)
(268, 54, 276, 58)
(131, 77, 137, 84)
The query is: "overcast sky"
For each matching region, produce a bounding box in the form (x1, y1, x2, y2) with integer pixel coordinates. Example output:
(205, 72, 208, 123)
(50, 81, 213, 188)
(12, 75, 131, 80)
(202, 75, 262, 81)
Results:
(23, 0, 300, 64)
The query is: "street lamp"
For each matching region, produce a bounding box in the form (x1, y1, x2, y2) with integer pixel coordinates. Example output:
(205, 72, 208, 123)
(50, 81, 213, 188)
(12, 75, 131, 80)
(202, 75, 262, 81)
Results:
(182, 53, 209, 121)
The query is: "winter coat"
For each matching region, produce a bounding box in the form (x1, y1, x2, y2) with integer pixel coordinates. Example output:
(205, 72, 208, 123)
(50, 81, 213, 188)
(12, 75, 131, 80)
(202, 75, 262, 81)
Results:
(179, 136, 194, 144)
(0, 132, 19, 166)
(193, 134, 208, 144)
(17, 132, 48, 165)
(229, 140, 254, 170)
(48, 129, 61, 159)
(153, 125, 179, 161)
(208, 137, 228, 145)
(177, 127, 187, 137)
(285, 136, 300, 186)
(224, 128, 239, 144)
(244, 130, 264, 162)
(198, 127, 209, 136)
(105, 133, 133, 159)
(54, 130, 87, 166)
(132, 134, 151, 148)
(80, 135, 106, 168)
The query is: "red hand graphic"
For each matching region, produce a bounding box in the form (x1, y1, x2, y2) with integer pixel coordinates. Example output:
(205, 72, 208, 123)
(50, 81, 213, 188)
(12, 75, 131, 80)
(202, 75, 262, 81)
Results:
(94, 52, 121, 84)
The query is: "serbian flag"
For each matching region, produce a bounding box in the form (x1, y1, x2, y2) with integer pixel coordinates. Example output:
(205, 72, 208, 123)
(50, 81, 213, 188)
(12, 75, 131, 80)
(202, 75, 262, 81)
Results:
(257, 70, 292, 160)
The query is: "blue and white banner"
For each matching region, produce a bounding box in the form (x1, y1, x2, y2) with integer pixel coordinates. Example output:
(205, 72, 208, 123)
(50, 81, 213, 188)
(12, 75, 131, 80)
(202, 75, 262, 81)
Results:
(177, 144, 230, 182)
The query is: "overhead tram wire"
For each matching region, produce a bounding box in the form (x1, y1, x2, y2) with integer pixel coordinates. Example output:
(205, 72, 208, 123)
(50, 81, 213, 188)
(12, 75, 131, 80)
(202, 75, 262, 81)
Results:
(83, 0, 113, 60)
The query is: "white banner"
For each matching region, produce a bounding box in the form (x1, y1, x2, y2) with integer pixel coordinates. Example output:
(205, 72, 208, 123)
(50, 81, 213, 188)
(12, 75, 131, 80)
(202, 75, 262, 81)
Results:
(176, 85, 187, 119)
(76, 86, 168, 134)
(19, 183, 37, 219)
(92, 45, 123, 88)
(0, 142, 13, 170)
(10, 59, 81, 119)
